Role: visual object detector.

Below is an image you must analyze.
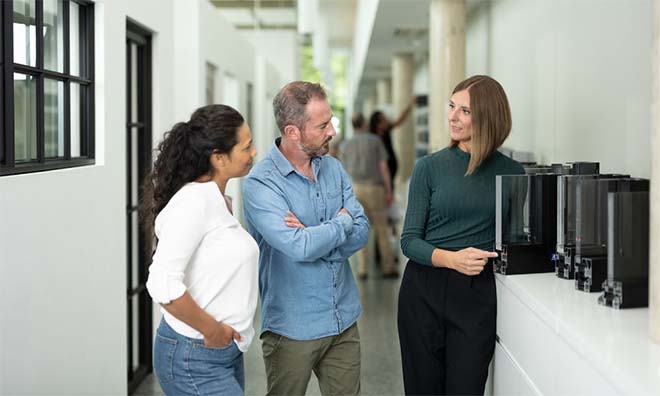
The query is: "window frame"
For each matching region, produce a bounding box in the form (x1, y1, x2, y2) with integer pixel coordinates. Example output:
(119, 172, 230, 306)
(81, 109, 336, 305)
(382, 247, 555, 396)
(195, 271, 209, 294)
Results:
(1, 0, 95, 176)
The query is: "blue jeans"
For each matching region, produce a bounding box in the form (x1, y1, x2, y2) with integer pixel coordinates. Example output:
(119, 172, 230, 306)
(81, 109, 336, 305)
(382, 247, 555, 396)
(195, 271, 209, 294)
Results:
(153, 319, 245, 396)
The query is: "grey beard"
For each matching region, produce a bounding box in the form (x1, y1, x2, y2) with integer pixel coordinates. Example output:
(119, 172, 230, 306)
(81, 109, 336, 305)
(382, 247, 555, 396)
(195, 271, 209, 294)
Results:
(300, 142, 329, 157)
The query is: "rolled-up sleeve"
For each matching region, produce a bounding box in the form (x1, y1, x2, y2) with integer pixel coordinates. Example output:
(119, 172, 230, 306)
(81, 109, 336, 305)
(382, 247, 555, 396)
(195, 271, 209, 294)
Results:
(146, 196, 207, 304)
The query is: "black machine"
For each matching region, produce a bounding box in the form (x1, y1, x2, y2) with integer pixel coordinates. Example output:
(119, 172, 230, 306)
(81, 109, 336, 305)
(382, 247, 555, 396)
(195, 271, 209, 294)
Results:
(553, 162, 601, 280)
(598, 191, 650, 309)
(573, 178, 648, 292)
(494, 162, 599, 276)
(494, 173, 558, 275)
(554, 173, 629, 281)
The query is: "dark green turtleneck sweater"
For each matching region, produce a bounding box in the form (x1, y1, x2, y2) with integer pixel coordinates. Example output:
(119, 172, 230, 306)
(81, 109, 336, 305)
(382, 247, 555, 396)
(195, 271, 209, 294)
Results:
(401, 145, 525, 266)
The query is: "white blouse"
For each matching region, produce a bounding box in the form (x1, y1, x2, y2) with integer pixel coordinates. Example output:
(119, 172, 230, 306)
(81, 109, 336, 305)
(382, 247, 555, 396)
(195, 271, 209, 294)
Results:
(146, 182, 259, 352)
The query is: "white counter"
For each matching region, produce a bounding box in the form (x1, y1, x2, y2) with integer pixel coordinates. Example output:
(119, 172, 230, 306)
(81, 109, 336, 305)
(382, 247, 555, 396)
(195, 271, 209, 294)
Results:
(493, 273, 660, 395)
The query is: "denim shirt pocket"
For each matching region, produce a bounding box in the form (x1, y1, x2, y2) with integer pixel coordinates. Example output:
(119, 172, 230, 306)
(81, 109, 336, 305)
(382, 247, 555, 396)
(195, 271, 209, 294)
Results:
(326, 188, 343, 215)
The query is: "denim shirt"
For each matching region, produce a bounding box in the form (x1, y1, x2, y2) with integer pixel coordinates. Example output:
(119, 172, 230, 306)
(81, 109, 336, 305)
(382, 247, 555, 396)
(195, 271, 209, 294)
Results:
(242, 138, 368, 340)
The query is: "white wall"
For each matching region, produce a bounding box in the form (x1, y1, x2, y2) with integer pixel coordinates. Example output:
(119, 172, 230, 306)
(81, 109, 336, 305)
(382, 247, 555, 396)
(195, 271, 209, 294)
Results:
(252, 55, 284, 163)
(240, 29, 295, 158)
(466, 0, 652, 177)
(172, 0, 202, 122)
(0, 0, 176, 393)
(0, 0, 284, 393)
(196, 0, 265, 223)
(349, 0, 380, 95)
(243, 29, 299, 84)
(125, 0, 179, 363)
(126, 0, 176, 145)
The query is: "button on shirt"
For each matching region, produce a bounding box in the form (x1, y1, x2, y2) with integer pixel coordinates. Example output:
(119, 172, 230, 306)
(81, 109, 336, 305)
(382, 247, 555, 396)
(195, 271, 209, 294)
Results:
(242, 138, 369, 340)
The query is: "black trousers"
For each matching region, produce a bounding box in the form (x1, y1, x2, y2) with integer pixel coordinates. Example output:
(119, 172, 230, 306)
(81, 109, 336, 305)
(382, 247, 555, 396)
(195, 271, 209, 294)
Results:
(397, 260, 496, 396)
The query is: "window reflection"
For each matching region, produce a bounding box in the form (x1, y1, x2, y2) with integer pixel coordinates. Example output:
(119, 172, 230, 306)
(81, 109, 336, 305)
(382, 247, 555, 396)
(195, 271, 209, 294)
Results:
(44, 79, 64, 158)
(14, 73, 37, 162)
(13, 0, 37, 67)
(44, 0, 65, 72)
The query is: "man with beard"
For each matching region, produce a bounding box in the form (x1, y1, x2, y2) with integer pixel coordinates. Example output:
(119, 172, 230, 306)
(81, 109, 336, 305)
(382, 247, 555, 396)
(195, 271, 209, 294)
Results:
(242, 81, 369, 396)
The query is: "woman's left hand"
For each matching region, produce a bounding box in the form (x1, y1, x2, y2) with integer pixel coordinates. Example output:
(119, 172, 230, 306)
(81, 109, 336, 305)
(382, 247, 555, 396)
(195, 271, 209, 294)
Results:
(285, 210, 306, 229)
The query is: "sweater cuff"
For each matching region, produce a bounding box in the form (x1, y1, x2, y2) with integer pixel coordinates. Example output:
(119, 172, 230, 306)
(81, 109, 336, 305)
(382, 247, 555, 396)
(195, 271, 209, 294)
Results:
(420, 245, 436, 267)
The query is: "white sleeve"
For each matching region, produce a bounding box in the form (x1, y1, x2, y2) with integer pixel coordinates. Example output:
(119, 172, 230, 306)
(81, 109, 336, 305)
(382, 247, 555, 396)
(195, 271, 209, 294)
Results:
(146, 193, 207, 304)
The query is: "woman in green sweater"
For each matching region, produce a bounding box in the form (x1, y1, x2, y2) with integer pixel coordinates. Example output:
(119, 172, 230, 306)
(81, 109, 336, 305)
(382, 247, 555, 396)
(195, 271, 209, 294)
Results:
(398, 75, 525, 395)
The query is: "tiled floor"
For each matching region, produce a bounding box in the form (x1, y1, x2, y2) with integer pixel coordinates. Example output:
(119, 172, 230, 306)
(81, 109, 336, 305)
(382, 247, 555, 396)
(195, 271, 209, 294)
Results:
(134, 263, 405, 396)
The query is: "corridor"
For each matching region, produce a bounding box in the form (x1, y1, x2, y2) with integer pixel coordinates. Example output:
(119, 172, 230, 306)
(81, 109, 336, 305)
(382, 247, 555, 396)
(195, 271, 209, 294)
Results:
(2, 0, 659, 394)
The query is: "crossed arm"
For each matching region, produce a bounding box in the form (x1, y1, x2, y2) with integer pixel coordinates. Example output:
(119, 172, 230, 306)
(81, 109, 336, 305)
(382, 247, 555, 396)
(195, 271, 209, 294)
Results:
(243, 171, 369, 263)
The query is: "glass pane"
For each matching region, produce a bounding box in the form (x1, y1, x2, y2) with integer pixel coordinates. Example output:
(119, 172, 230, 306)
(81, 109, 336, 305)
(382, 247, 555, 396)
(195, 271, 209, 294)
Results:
(70, 83, 81, 157)
(608, 191, 649, 281)
(132, 296, 139, 371)
(131, 128, 139, 206)
(131, 211, 139, 289)
(13, 0, 37, 67)
(556, 175, 597, 252)
(496, 174, 530, 246)
(70, 1, 80, 76)
(14, 73, 37, 162)
(44, 79, 65, 158)
(43, 0, 64, 72)
(131, 43, 138, 123)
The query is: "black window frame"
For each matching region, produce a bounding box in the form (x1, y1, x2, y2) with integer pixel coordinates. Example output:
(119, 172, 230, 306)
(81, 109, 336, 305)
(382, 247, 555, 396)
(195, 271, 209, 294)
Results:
(1, 0, 95, 176)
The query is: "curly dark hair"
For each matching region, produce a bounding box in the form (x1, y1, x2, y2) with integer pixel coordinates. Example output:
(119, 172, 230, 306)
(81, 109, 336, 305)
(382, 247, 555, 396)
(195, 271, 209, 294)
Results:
(140, 104, 244, 236)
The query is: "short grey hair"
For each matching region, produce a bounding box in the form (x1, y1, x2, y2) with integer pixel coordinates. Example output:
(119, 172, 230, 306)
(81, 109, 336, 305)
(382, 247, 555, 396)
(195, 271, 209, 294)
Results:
(273, 81, 327, 134)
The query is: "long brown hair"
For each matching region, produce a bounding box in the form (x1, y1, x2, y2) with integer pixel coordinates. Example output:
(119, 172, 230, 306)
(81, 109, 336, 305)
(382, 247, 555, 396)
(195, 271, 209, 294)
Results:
(450, 75, 512, 175)
(140, 104, 244, 236)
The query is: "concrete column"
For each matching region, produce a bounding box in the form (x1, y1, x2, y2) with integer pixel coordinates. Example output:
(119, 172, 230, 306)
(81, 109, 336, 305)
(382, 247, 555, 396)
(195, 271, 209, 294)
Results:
(429, 0, 466, 153)
(392, 53, 415, 186)
(650, 0, 660, 345)
(377, 78, 391, 108)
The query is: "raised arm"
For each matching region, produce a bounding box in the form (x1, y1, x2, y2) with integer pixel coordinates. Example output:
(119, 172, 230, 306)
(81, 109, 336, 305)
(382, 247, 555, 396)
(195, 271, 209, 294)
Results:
(243, 176, 354, 262)
(390, 96, 415, 129)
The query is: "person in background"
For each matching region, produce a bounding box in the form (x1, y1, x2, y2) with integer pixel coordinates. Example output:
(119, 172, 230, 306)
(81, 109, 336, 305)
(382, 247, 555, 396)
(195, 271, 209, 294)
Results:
(341, 112, 397, 279)
(142, 104, 258, 396)
(243, 81, 369, 396)
(398, 75, 525, 395)
(368, 96, 415, 191)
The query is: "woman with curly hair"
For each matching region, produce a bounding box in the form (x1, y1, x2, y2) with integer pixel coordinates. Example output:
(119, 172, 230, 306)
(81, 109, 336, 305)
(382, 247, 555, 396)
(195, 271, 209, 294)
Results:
(142, 104, 257, 395)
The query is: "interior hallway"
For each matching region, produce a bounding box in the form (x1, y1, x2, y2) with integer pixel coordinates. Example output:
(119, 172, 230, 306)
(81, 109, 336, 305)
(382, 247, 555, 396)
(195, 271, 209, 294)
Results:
(135, 264, 405, 396)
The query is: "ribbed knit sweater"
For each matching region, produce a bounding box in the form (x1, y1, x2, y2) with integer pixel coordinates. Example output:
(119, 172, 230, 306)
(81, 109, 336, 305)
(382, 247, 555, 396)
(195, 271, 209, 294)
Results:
(401, 145, 525, 266)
